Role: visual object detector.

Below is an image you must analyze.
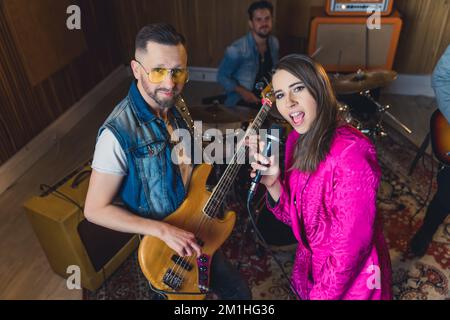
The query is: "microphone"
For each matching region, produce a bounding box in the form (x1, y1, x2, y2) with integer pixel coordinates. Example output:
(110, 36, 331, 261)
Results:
(247, 126, 281, 202)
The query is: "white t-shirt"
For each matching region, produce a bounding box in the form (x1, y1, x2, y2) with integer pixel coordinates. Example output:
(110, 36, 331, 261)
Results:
(92, 128, 128, 176)
(92, 127, 193, 187)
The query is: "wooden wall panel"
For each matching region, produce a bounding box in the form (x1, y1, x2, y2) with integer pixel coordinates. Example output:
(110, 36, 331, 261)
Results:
(110, 0, 277, 67)
(0, 0, 121, 165)
(394, 0, 450, 74)
(106, 0, 450, 73)
(276, 0, 326, 55)
(3, 0, 87, 86)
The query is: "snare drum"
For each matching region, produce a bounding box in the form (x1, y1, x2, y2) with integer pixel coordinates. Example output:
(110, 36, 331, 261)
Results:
(337, 93, 380, 134)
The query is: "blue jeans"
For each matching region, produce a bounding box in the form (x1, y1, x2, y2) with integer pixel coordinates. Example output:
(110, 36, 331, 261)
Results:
(416, 166, 450, 236)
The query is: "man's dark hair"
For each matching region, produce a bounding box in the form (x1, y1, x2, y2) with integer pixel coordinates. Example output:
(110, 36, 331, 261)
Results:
(135, 23, 186, 53)
(248, 0, 273, 20)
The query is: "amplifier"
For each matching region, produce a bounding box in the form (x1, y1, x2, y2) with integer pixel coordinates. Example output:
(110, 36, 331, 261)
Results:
(23, 162, 139, 291)
(308, 9, 402, 72)
(325, 0, 394, 16)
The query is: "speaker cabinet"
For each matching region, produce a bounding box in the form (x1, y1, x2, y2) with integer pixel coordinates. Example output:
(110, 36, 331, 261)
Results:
(308, 9, 402, 72)
(23, 164, 139, 291)
(325, 0, 394, 16)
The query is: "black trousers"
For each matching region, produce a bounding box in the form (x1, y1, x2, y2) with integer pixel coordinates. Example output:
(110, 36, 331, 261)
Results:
(419, 165, 450, 237)
(209, 249, 252, 300)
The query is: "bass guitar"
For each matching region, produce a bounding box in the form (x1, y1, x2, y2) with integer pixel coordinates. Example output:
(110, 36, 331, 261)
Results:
(138, 85, 275, 299)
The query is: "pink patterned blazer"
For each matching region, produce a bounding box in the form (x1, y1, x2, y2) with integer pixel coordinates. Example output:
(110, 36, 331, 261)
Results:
(267, 125, 392, 300)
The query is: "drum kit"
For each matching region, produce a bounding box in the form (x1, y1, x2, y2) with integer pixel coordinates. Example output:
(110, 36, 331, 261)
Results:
(331, 69, 412, 138)
(189, 100, 292, 169)
(189, 104, 258, 165)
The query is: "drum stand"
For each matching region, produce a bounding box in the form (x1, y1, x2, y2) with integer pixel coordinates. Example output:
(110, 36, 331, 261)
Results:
(361, 90, 412, 137)
(342, 90, 412, 140)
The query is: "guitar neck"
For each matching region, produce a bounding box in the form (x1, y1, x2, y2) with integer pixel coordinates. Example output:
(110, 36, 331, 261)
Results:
(202, 103, 272, 217)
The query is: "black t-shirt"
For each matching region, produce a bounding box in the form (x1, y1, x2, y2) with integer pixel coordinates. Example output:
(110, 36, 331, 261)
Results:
(253, 41, 273, 98)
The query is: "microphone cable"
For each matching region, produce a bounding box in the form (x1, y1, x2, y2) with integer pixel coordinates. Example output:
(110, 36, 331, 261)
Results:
(245, 194, 301, 300)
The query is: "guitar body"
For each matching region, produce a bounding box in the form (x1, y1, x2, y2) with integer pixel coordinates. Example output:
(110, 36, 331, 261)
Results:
(138, 164, 236, 300)
(430, 110, 450, 166)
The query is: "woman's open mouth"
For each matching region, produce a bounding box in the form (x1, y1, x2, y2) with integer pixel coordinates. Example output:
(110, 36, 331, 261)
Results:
(289, 111, 305, 125)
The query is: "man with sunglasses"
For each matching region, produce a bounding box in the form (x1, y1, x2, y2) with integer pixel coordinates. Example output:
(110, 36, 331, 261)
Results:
(84, 23, 251, 300)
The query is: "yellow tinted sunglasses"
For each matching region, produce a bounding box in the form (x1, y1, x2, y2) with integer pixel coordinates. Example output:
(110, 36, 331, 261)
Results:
(135, 59, 189, 84)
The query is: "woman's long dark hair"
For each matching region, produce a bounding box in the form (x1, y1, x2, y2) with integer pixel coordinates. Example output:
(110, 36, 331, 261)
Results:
(274, 54, 338, 173)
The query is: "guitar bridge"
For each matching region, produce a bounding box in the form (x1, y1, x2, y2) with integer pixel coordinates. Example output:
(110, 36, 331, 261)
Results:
(162, 268, 183, 290)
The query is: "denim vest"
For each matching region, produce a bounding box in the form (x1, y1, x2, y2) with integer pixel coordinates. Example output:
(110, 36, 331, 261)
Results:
(217, 32, 279, 106)
(98, 81, 192, 220)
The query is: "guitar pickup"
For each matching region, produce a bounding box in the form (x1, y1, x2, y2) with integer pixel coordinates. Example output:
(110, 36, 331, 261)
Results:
(171, 255, 193, 271)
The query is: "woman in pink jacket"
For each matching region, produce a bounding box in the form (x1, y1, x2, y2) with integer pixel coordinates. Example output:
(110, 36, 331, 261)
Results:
(250, 54, 392, 300)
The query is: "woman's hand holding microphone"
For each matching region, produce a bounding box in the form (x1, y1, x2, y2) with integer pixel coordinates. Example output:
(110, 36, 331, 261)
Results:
(246, 136, 282, 202)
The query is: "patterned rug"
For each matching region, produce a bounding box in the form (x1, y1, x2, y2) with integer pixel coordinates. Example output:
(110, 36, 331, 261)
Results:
(83, 127, 449, 300)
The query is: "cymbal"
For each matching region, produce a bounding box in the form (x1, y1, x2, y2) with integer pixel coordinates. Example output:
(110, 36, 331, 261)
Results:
(331, 70, 397, 94)
(189, 104, 258, 123)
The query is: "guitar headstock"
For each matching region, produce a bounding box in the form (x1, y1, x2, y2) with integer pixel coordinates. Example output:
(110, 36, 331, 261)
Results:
(260, 82, 274, 106)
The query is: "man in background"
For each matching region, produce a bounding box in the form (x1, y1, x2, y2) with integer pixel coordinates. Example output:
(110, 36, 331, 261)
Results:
(217, 0, 279, 108)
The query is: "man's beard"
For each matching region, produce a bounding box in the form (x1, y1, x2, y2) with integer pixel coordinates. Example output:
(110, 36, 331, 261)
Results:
(255, 27, 271, 39)
(142, 78, 179, 110)
(148, 88, 178, 110)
